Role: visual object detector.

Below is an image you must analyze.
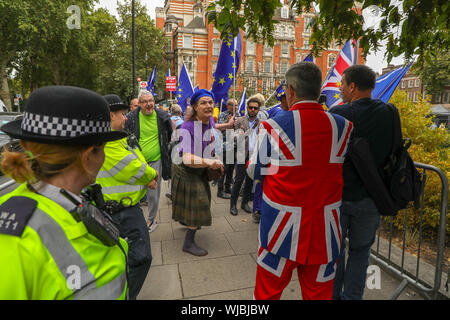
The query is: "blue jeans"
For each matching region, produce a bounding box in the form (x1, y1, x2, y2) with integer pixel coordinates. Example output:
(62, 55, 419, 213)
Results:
(332, 197, 380, 300)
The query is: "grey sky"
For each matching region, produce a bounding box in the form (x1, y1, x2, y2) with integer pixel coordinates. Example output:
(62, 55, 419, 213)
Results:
(96, 0, 405, 74)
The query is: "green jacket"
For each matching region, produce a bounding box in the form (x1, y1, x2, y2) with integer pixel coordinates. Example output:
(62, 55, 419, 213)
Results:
(0, 183, 128, 300)
(96, 137, 157, 205)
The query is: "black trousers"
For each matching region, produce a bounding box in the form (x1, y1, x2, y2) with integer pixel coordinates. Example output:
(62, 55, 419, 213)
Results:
(112, 204, 152, 300)
(230, 163, 253, 206)
(217, 144, 235, 192)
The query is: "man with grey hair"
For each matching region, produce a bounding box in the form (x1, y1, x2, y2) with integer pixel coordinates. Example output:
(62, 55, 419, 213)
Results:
(125, 90, 173, 233)
(247, 62, 353, 300)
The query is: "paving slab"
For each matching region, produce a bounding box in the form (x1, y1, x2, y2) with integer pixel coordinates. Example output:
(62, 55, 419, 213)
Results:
(224, 229, 259, 255)
(178, 254, 257, 298)
(137, 264, 182, 300)
(162, 232, 235, 265)
(172, 216, 234, 240)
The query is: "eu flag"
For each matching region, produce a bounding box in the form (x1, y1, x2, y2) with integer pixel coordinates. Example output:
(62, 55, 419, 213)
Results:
(211, 32, 242, 110)
(237, 87, 247, 117)
(275, 80, 286, 101)
(147, 66, 156, 94)
(176, 63, 194, 113)
(372, 63, 412, 103)
(303, 53, 313, 62)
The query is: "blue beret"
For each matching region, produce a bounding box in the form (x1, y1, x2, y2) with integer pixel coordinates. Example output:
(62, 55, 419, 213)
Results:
(190, 89, 215, 105)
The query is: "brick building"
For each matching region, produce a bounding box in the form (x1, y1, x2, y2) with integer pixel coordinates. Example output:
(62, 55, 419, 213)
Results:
(155, 0, 364, 100)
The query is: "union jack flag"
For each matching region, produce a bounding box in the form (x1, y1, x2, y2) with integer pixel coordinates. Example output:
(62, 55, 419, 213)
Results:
(247, 102, 353, 267)
(321, 39, 358, 109)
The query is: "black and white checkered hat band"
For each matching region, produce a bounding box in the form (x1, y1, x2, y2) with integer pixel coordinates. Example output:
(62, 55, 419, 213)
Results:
(21, 112, 111, 137)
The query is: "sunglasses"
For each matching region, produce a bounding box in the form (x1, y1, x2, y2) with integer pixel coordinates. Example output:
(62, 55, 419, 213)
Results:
(248, 106, 260, 110)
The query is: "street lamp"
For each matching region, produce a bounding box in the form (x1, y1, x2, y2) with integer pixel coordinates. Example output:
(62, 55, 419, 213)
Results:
(132, 0, 136, 98)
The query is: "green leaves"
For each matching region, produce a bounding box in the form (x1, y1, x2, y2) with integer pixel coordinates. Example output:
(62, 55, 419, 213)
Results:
(207, 0, 450, 64)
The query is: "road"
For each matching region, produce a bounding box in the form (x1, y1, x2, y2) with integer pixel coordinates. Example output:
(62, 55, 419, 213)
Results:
(0, 175, 18, 196)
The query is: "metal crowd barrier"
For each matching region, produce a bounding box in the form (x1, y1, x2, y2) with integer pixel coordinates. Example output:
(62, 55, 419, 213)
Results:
(370, 162, 449, 300)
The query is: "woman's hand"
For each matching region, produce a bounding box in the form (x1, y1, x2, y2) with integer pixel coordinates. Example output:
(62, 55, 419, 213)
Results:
(208, 159, 224, 172)
(148, 179, 158, 190)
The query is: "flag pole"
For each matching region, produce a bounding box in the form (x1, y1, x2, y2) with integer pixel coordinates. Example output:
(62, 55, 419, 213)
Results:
(233, 35, 237, 116)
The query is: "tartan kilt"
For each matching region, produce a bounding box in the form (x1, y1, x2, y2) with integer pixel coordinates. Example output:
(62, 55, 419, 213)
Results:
(171, 163, 212, 227)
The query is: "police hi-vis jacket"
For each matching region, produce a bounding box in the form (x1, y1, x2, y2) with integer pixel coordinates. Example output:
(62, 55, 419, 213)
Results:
(0, 183, 128, 299)
(247, 101, 353, 266)
(96, 137, 157, 205)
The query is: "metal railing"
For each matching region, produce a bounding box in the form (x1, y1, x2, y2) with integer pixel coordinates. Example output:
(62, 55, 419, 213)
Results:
(370, 162, 448, 300)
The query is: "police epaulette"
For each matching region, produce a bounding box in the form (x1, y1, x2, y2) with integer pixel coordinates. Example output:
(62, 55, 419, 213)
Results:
(0, 196, 37, 237)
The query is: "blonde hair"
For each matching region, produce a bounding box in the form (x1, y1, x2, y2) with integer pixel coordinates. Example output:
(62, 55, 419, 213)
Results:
(171, 104, 182, 116)
(1, 141, 93, 184)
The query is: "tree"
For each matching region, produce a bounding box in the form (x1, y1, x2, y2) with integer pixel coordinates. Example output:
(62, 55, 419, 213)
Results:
(207, 0, 449, 66)
(414, 49, 450, 96)
(389, 90, 449, 239)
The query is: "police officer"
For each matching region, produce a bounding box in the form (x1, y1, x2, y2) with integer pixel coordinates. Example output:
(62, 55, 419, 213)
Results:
(97, 94, 158, 300)
(0, 86, 129, 299)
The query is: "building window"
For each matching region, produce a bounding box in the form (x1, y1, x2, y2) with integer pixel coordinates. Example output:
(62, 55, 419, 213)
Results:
(303, 38, 309, 49)
(281, 61, 288, 73)
(213, 42, 220, 56)
(281, 6, 289, 19)
(264, 60, 271, 73)
(443, 92, 449, 103)
(281, 43, 289, 56)
(401, 80, 406, 88)
(246, 59, 254, 72)
(183, 36, 192, 48)
(264, 45, 272, 55)
(415, 79, 420, 87)
(328, 54, 336, 68)
(288, 26, 294, 38)
(166, 23, 172, 33)
(252, 80, 257, 89)
(433, 94, 441, 103)
(296, 54, 302, 63)
(413, 92, 418, 102)
(247, 41, 255, 55)
(183, 56, 193, 71)
(212, 62, 217, 74)
(408, 79, 413, 88)
(304, 16, 312, 33)
(262, 80, 267, 92)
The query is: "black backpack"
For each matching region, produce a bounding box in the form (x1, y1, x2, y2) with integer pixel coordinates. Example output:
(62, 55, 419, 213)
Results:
(347, 103, 422, 216)
(380, 103, 423, 211)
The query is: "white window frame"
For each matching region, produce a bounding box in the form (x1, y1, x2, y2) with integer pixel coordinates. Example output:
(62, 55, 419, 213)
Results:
(183, 35, 192, 48)
(281, 43, 289, 56)
(264, 60, 271, 73)
(247, 41, 255, 55)
(304, 16, 312, 33)
(303, 38, 309, 49)
(443, 92, 449, 103)
(401, 80, 406, 89)
(212, 41, 220, 56)
(281, 6, 289, 19)
(246, 59, 254, 72)
(408, 79, 413, 88)
(280, 61, 288, 73)
(415, 79, 420, 87)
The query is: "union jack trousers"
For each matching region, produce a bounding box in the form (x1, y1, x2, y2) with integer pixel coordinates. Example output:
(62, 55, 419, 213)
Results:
(247, 101, 353, 299)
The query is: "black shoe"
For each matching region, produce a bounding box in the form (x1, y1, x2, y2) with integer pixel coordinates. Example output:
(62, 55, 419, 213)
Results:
(217, 190, 231, 199)
(241, 202, 252, 213)
(224, 186, 232, 194)
(252, 211, 261, 223)
(230, 205, 238, 216)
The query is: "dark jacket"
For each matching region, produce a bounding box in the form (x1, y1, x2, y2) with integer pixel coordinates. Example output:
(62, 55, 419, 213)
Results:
(329, 98, 394, 201)
(124, 107, 173, 180)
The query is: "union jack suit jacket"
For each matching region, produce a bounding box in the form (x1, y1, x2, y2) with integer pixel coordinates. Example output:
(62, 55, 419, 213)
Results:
(247, 101, 353, 266)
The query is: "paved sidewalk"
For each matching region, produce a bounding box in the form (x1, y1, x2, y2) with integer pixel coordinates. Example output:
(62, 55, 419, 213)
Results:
(137, 181, 423, 300)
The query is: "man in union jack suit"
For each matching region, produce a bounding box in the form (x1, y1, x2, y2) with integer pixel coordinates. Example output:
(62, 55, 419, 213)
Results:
(247, 62, 353, 300)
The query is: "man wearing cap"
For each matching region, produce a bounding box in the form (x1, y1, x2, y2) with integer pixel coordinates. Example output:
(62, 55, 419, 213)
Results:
(97, 94, 159, 300)
(0, 86, 129, 299)
(124, 90, 173, 233)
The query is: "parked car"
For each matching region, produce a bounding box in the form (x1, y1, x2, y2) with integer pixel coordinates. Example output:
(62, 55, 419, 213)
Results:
(0, 113, 24, 175)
